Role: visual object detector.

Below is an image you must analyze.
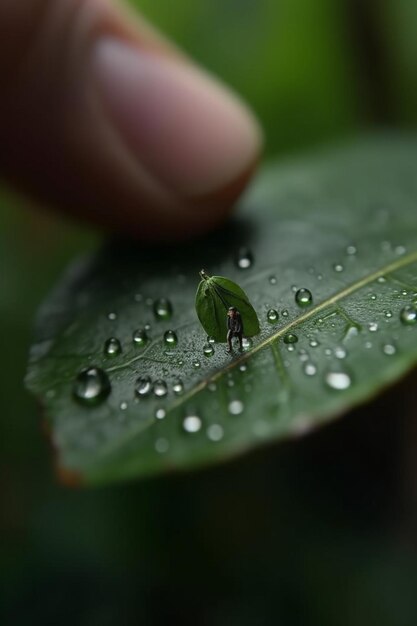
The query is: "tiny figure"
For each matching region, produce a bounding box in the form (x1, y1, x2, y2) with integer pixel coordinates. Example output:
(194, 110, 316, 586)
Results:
(227, 306, 244, 352)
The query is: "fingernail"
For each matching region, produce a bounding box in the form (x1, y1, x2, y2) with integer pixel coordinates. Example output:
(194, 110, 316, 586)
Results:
(91, 37, 262, 197)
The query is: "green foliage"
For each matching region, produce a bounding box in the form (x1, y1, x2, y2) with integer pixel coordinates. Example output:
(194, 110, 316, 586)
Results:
(195, 272, 260, 342)
(25, 136, 417, 485)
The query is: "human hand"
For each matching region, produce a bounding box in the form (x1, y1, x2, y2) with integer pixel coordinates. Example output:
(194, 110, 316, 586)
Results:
(0, 0, 262, 240)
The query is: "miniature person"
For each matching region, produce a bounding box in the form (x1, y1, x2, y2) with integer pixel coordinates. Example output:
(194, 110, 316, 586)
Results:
(227, 306, 244, 352)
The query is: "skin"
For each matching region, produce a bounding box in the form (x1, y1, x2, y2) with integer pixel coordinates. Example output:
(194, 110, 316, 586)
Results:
(0, 0, 262, 241)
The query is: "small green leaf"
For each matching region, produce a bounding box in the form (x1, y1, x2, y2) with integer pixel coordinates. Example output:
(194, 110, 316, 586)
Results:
(195, 271, 260, 342)
(25, 136, 417, 485)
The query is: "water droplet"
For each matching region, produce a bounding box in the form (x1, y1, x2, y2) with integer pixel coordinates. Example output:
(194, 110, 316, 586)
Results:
(269, 275, 277, 285)
(267, 308, 279, 323)
(203, 343, 214, 357)
(207, 335, 216, 344)
(291, 285, 298, 293)
(383, 343, 396, 356)
(135, 375, 152, 398)
(303, 362, 317, 376)
(309, 338, 319, 348)
(133, 329, 148, 347)
(134, 293, 143, 302)
(384, 310, 393, 319)
(144, 323, 151, 331)
(334, 347, 347, 359)
(346, 244, 357, 256)
(325, 370, 352, 390)
(283, 333, 298, 344)
(164, 329, 178, 346)
(228, 400, 244, 415)
(395, 245, 406, 256)
(333, 263, 344, 273)
(155, 437, 169, 453)
(365, 341, 372, 349)
(400, 305, 417, 325)
(120, 401, 128, 410)
(73, 367, 111, 405)
(242, 337, 253, 350)
(239, 363, 248, 372)
(286, 344, 295, 352)
(369, 293, 377, 301)
(155, 408, 166, 420)
(207, 424, 224, 442)
(153, 297, 173, 320)
(282, 309, 289, 318)
(207, 381, 217, 392)
(107, 312, 117, 321)
(172, 379, 184, 395)
(104, 337, 122, 356)
(153, 380, 168, 398)
(183, 415, 202, 433)
(295, 288, 313, 307)
(235, 247, 253, 269)
(377, 276, 387, 284)
(368, 322, 378, 332)
(402, 289, 408, 296)
(193, 360, 201, 368)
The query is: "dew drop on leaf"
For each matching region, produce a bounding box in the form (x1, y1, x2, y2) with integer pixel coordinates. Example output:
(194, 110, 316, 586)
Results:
(303, 362, 317, 376)
(346, 244, 357, 256)
(155, 437, 169, 453)
(73, 367, 111, 406)
(333, 263, 344, 273)
(281, 309, 289, 318)
(155, 408, 166, 420)
(334, 347, 347, 359)
(207, 335, 215, 344)
(164, 330, 178, 346)
(269, 275, 277, 285)
(400, 305, 417, 325)
(368, 322, 378, 332)
(120, 401, 128, 411)
(383, 343, 396, 356)
(135, 375, 152, 398)
(104, 337, 122, 356)
(153, 380, 168, 398)
(203, 343, 214, 357)
(207, 424, 224, 442)
(193, 360, 201, 368)
(172, 379, 184, 395)
(384, 310, 393, 318)
(242, 337, 253, 350)
(107, 312, 117, 320)
(183, 415, 202, 433)
(228, 400, 244, 415)
(283, 333, 298, 344)
(235, 247, 253, 269)
(153, 297, 173, 320)
(324, 370, 352, 390)
(267, 308, 279, 323)
(133, 329, 148, 347)
(295, 288, 313, 307)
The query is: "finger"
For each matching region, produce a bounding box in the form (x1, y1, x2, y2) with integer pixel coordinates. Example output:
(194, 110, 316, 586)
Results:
(0, 0, 262, 240)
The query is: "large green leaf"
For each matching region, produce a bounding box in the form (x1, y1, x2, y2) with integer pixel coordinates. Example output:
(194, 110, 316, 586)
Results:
(26, 136, 417, 485)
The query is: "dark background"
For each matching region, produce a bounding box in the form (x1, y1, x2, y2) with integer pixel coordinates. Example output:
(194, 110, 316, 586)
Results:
(2, 1, 417, 623)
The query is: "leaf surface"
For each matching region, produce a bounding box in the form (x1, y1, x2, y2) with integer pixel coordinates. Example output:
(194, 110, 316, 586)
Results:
(26, 137, 417, 485)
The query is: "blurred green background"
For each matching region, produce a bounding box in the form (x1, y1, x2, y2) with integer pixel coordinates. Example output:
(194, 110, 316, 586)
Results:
(2, 0, 417, 624)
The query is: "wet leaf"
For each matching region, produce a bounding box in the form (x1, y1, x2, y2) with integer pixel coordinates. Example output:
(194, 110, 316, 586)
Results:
(26, 136, 417, 485)
(195, 271, 260, 342)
